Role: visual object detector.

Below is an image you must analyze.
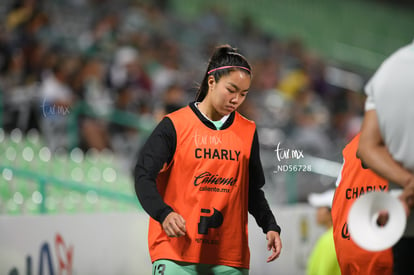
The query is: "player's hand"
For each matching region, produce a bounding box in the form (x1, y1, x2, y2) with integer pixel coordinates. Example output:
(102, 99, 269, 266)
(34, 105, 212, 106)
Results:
(162, 212, 186, 237)
(266, 231, 282, 262)
(400, 176, 414, 215)
(405, 176, 414, 208)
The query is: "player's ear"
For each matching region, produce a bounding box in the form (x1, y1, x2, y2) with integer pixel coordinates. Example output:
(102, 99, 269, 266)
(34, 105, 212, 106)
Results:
(208, 75, 216, 89)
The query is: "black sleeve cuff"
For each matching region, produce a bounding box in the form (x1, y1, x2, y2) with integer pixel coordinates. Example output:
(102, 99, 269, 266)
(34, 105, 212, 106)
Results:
(158, 206, 174, 224)
(266, 224, 281, 235)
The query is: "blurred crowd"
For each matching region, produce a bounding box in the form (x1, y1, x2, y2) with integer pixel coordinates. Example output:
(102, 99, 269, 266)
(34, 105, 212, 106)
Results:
(0, 0, 368, 197)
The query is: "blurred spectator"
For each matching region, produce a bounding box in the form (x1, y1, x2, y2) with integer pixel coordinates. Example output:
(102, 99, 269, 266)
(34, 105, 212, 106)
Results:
(161, 83, 187, 114)
(289, 86, 333, 158)
(78, 12, 120, 56)
(0, 27, 11, 74)
(39, 56, 76, 106)
(283, 37, 307, 72)
(328, 89, 366, 150)
(277, 68, 309, 101)
(0, 48, 26, 93)
(107, 45, 152, 96)
(291, 87, 329, 129)
(250, 57, 280, 92)
(77, 57, 113, 152)
(38, 55, 77, 151)
(0, 46, 39, 132)
(307, 189, 341, 275)
(23, 40, 48, 83)
(5, 0, 38, 32)
(305, 55, 329, 101)
(109, 84, 141, 139)
(150, 40, 182, 99)
(151, 83, 187, 122)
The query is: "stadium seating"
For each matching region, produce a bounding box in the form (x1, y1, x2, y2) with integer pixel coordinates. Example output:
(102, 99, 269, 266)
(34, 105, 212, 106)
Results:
(0, 128, 140, 215)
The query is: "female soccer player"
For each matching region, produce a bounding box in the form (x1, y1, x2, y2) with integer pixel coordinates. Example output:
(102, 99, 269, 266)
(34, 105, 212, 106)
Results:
(134, 45, 282, 274)
(135, 45, 282, 274)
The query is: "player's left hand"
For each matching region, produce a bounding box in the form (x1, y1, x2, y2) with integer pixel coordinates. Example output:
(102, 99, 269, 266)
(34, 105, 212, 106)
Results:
(266, 230, 282, 262)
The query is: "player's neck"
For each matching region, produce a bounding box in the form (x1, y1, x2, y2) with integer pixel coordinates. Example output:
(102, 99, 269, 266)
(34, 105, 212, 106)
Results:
(197, 101, 223, 121)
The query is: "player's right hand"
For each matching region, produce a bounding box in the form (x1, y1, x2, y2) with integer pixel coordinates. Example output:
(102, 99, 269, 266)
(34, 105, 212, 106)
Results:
(400, 176, 414, 216)
(162, 212, 186, 237)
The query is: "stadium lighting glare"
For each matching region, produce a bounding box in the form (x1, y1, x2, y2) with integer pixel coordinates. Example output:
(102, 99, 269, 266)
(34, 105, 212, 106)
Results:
(13, 192, 24, 205)
(22, 147, 34, 162)
(10, 128, 22, 144)
(86, 148, 99, 164)
(71, 167, 84, 182)
(0, 128, 4, 143)
(6, 147, 16, 161)
(27, 128, 40, 144)
(32, 191, 43, 204)
(2, 168, 13, 181)
(70, 147, 84, 163)
(86, 190, 98, 204)
(103, 167, 117, 183)
(39, 147, 52, 162)
(88, 166, 101, 182)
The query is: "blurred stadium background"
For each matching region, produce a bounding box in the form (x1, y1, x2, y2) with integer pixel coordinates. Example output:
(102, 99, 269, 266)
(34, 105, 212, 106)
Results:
(0, 0, 413, 274)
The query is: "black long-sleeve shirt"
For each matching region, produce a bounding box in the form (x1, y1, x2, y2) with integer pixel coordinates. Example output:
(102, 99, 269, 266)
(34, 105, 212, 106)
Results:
(134, 102, 281, 234)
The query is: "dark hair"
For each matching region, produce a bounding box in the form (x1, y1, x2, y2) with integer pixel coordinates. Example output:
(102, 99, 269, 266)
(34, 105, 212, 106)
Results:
(195, 45, 252, 102)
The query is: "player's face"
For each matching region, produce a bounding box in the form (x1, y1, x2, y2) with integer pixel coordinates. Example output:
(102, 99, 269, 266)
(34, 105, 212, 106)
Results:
(208, 70, 250, 118)
(316, 206, 331, 225)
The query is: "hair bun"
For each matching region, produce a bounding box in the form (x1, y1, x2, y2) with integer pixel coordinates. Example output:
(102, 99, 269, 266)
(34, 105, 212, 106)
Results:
(212, 44, 237, 59)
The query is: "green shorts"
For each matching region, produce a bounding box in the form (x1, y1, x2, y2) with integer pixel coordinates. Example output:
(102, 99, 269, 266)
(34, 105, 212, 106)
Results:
(152, 259, 249, 275)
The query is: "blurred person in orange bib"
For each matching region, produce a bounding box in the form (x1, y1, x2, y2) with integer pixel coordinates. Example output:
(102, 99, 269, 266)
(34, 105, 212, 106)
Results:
(357, 41, 414, 275)
(332, 133, 393, 274)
